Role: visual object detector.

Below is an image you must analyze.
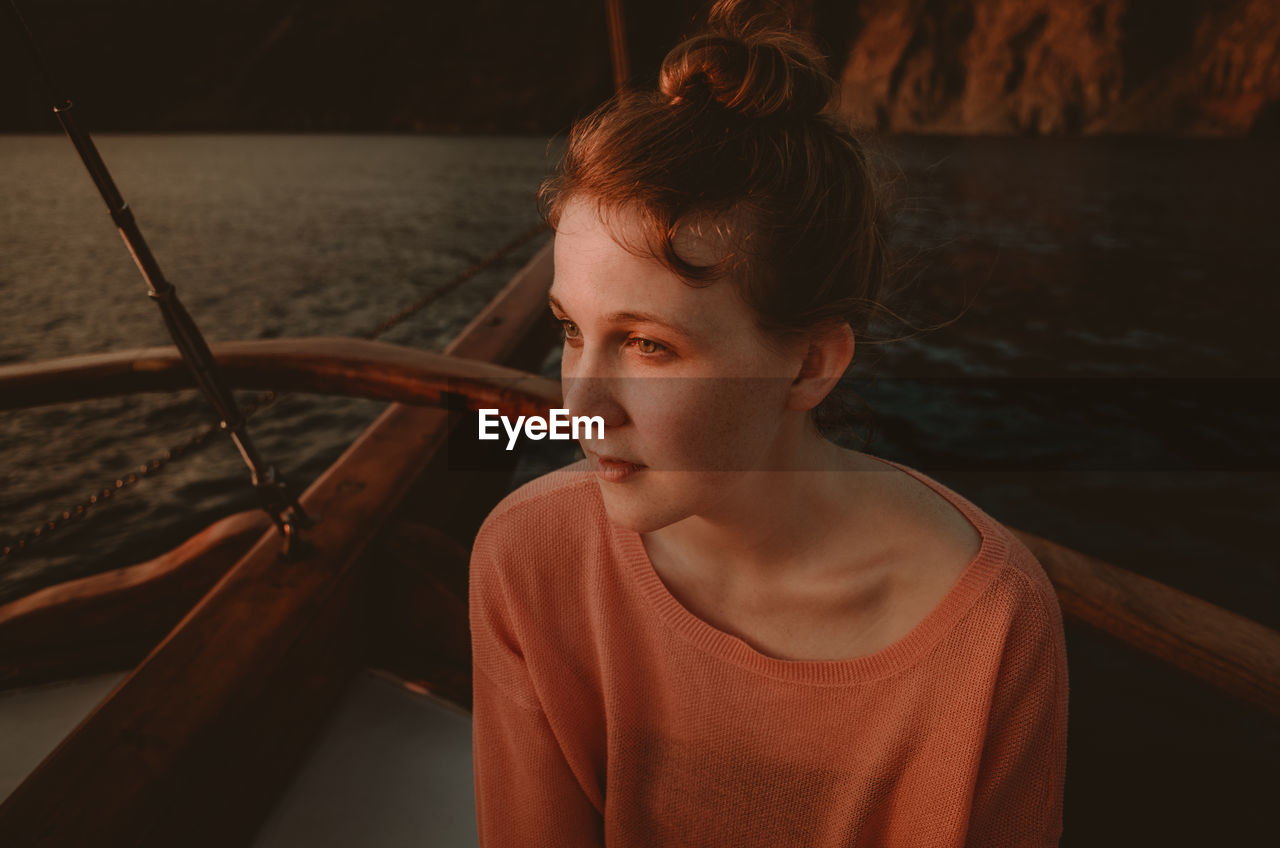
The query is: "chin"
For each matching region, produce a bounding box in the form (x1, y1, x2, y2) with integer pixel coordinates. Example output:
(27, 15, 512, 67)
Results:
(594, 476, 691, 535)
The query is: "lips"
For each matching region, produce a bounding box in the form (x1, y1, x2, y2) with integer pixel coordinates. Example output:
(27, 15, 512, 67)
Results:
(587, 449, 645, 482)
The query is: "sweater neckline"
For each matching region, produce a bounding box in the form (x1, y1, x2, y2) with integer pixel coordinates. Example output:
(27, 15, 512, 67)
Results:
(616, 455, 1010, 685)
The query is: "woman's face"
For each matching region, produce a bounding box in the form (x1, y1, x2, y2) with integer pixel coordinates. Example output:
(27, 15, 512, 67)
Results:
(550, 198, 810, 533)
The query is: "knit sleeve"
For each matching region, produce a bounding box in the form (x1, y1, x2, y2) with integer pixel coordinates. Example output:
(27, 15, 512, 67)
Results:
(469, 517, 605, 848)
(965, 574, 1069, 847)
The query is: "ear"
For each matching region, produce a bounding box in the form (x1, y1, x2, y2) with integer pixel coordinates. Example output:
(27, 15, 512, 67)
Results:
(786, 322, 854, 412)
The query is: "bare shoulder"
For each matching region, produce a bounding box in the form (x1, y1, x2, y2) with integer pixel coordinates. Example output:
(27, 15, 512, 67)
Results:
(841, 452, 984, 629)
(846, 452, 982, 563)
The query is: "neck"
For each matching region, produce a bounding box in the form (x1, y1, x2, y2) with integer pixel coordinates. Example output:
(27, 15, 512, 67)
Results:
(642, 427, 881, 588)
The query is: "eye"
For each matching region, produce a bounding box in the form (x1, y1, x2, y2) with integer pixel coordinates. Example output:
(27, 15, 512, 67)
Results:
(559, 319, 581, 340)
(627, 337, 669, 356)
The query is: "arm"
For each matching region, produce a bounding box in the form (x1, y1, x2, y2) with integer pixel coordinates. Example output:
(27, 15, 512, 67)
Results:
(965, 581, 1069, 847)
(469, 523, 605, 848)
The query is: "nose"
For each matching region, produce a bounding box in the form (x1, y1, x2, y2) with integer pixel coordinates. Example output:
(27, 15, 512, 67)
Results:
(561, 349, 628, 429)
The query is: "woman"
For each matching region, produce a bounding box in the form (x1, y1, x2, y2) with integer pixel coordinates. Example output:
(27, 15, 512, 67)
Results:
(469, 3, 1067, 845)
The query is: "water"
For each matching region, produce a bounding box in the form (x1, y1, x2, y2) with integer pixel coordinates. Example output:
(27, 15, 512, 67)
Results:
(1, 134, 1277, 841)
(0, 134, 556, 596)
(861, 136, 1280, 632)
(2, 132, 1276, 615)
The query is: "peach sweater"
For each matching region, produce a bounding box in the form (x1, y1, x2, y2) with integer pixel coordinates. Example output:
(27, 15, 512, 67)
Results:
(470, 458, 1068, 847)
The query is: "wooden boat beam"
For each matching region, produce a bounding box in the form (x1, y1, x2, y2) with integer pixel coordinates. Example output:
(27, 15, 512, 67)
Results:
(0, 336, 562, 415)
(1013, 528, 1280, 717)
(0, 510, 273, 691)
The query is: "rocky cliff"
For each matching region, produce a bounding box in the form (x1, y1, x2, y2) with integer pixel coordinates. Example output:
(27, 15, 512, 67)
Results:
(826, 0, 1280, 135)
(1, 0, 1275, 135)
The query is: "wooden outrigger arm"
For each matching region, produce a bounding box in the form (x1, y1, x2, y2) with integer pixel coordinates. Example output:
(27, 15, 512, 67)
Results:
(0, 336, 563, 417)
(1013, 529, 1280, 717)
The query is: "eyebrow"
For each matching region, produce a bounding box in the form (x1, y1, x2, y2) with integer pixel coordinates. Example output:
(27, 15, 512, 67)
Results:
(547, 292, 694, 338)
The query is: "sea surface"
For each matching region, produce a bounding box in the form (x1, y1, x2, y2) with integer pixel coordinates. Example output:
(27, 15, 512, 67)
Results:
(1, 134, 1277, 840)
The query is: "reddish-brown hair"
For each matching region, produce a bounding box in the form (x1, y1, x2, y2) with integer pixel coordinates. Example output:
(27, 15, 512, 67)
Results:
(540, 0, 893, 438)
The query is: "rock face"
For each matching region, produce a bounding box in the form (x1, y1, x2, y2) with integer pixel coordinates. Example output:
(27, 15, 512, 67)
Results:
(0, 0, 1275, 134)
(829, 0, 1280, 135)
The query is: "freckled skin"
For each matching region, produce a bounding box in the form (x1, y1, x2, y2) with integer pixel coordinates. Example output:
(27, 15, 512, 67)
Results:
(551, 199, 815, 536)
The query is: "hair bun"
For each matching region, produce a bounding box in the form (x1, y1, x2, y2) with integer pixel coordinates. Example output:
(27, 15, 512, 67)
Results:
(658, 16, 831, 120)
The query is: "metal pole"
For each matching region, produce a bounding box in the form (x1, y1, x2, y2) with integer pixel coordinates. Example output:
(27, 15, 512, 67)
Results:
(2, 0, 312, 557)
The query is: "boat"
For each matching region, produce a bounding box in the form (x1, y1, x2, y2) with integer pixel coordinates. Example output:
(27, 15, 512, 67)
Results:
(2, 227, 1278, 843)
(1, 3, 1277, 845)
(0, 235, 567, 844)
